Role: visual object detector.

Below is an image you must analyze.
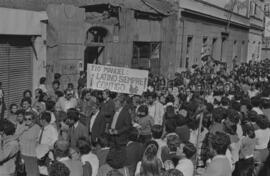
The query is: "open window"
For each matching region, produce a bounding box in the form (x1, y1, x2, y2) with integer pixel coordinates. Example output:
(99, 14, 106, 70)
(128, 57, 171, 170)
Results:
(132, 42, 161, 74)
(84, 26, 108, 70)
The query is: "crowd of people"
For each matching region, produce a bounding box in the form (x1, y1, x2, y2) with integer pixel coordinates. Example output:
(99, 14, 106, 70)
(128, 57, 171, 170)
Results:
(0, 59, 270, 176)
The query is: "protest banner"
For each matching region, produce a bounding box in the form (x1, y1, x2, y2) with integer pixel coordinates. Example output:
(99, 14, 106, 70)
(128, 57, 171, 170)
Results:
(87, 64, 149, 95)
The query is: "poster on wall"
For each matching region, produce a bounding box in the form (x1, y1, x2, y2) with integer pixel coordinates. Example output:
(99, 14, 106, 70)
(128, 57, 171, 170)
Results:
(87, 64, 149, 95)
(201, 0, 249, 17)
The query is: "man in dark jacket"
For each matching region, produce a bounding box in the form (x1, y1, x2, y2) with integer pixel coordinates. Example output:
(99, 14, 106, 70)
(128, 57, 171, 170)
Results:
(108, 95, 132, 147)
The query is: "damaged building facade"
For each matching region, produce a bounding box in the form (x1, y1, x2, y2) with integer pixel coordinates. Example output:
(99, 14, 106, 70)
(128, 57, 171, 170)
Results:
(0, 0, 265, 99)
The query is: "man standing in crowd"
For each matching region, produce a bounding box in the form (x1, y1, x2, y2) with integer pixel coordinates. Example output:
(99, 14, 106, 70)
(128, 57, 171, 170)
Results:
(0, 120, 19, 176)
(66, 108, 89, 149)
(56, 89, 78, 112)
(53, 140, 83, 176)
(108, 95, 132, 147)
(100, 89, 115, 132)
(147, 92, 164, 125)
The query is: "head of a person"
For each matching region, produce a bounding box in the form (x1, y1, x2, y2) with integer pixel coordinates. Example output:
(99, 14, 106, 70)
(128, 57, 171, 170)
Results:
(67, 83, 74, 90)
(81, 89, 91, 101)
(35, 88, 43, 99)
(181, 141, 196, 159)
(167, 134, 181, 152)
(42, 92, 49, 102)
(251, 97, 261, 108)
(53, 140, 70, 160)
(106, 170, 123, 176)
(9, 103, 18, 114)
(79, 71, 86, 78)
(0, 120, 16, 137)
(16, 109, 25, 124)
(212, 107, 227, 123)
(256, 115, 270, 130)
(40, 111, 51, 127)
(106, 147, 126, 170)
(102, 89, 110, 100)
(21, 97, 32, 110)
(24, 112, 35, 126)
(55, 91, 64, 99)
(137, 105, 148, 118)
(76, 137, 91, 156)
(48, 161, 70, 176)
(163, 169, 183, 176)
(141, 143, 160, 176)
(210, 132, 231, 156)
(151, 125, 163, 140)
(166, 94, 175, 105)
(114, 96, 125, 110)
(54, 73, 61, 81)
(40, 77, 46, 85)
(23, 89, 32, 98)
(147, 92, 157, 105)
(65, 90, 74, 100)
(46, 100, 55, 112)
(221, 97, 230, 107)
(52, 80, 60, 90)
(242, 123, 255, 139)
(66, 108, 79, 126)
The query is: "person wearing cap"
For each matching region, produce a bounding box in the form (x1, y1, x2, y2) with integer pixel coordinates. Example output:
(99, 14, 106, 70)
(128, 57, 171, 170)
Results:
(54, 140, 83, 176)
(55, 90, 78, 113)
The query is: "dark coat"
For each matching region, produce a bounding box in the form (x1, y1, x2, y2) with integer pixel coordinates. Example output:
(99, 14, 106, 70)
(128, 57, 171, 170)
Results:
(109, 106, 132, 147)
(69, 122, 89, 149)
(87, 111, 106, 144)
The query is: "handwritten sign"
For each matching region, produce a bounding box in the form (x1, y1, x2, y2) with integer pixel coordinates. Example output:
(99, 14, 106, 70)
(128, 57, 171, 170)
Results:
(87, 64, 149, 95)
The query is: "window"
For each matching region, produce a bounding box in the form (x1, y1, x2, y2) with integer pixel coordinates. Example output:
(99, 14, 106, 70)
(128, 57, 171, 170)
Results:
(220, 37, 226, 61)
(132, 42, 161, 74)
(201, 37, 208, 59)
(185, 36, 193, 68)
(211, 38, 217, 58)
(265, 4, 270, 17)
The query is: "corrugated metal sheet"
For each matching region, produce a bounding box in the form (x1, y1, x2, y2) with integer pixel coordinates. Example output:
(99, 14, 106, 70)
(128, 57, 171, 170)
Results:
(0, 0, 171, 14)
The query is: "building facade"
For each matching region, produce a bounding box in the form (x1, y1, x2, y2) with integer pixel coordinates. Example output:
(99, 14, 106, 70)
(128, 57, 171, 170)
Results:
(175, 0, 264, 72)
(0, 7, 47, 106)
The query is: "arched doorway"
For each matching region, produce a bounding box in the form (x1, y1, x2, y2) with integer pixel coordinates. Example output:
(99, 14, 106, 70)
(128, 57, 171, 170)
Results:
(84, 26, 108, 70)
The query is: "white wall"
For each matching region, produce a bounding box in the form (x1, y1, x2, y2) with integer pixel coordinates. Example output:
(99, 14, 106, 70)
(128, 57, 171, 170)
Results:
(32, 22, 47, 92)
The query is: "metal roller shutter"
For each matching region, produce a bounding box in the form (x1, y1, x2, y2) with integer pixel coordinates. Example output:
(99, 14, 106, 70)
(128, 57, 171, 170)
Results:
(0, 43, 9, 105)
(0, 36, 33, 109)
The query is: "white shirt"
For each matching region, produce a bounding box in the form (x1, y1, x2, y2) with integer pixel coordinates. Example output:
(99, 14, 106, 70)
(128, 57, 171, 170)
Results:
(176, 158, 194, 176)
(39, 84, 48, 93)
(90, 111, 99, 132)
(255, 128, 270, 149)
(81, 152, 99, 176)
(111, 107, 123, 129)
(252, 107, 264, 115)
(39, 124, 58, 147)
(248, 89, 259, 98)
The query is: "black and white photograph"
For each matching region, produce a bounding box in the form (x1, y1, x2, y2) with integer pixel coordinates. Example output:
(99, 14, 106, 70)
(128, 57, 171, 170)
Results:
(0, 0, 270, 176)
